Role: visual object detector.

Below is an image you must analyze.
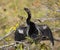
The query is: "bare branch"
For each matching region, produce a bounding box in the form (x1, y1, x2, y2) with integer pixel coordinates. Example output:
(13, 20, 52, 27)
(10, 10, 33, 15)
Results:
(56, 10, 60, 12)
(0, 30, 15, 41)
(52, 27, 60, 32)
(0, 41, 27, 48)
(41, 37, 60, 42)
(0, 43, 15, 48)
(54, 37, 60, 42)
(36, 17, 60, 22)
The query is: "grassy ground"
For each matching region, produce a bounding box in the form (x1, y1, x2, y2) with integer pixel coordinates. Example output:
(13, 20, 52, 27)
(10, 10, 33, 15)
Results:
(0, 0, 60, 50)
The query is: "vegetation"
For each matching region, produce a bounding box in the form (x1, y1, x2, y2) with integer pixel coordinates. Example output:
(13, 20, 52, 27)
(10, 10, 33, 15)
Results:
(0, 0, 60, 50)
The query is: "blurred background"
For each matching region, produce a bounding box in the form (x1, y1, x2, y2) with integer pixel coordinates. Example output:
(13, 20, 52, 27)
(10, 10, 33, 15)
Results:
(0, 0, 60, 50)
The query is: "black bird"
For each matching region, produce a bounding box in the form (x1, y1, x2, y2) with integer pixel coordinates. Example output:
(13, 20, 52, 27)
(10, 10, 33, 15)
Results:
(24, 8, 54, 45)
(24, 8, 39, 39)
(14, 8, 54, 46)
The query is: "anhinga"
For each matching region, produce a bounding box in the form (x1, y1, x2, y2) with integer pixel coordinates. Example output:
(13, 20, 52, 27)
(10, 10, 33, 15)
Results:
(24, 8, 39, 39)
(15, 8, 54, 46)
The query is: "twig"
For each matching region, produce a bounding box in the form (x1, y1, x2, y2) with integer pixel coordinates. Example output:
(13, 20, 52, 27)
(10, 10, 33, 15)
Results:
(54, 37, 60, 42)
(0, 41, 27, 48)
(36, 17, 60, 22)
(56, 10, 60, 12)
(52, 28, 60, 32)
(0, 43, 15, 48)
(0, 30, 15, 41)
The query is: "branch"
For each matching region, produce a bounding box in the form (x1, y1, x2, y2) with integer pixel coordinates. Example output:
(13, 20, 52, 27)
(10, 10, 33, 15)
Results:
(54, 37, 60, 42)
(0, 30, 15, 41)
(0, 41, 27, 48)
(41, 37, 60, 42)
(0, 43, 15, 48)
(52, 27, 60, 32)
(56, 10, 60, 12)
(36, 17, 60, 22)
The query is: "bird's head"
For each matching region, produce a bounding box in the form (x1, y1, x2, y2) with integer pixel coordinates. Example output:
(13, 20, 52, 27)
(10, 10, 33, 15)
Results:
(24, 8, 30, 13)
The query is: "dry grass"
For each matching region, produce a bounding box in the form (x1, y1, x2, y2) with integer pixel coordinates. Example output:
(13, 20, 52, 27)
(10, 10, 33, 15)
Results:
(0, 0, 60, 50)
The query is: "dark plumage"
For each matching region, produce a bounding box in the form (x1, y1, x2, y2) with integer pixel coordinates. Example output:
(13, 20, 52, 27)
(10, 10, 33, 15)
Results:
(38, 25, 54, 46)
(24, 8, 38, 39)
(15, 26, 27, 41)
(14, 8, 54, 46)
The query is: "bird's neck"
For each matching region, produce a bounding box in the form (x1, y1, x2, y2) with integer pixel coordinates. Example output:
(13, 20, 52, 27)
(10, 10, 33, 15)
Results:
(26, 11, 31, 25)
